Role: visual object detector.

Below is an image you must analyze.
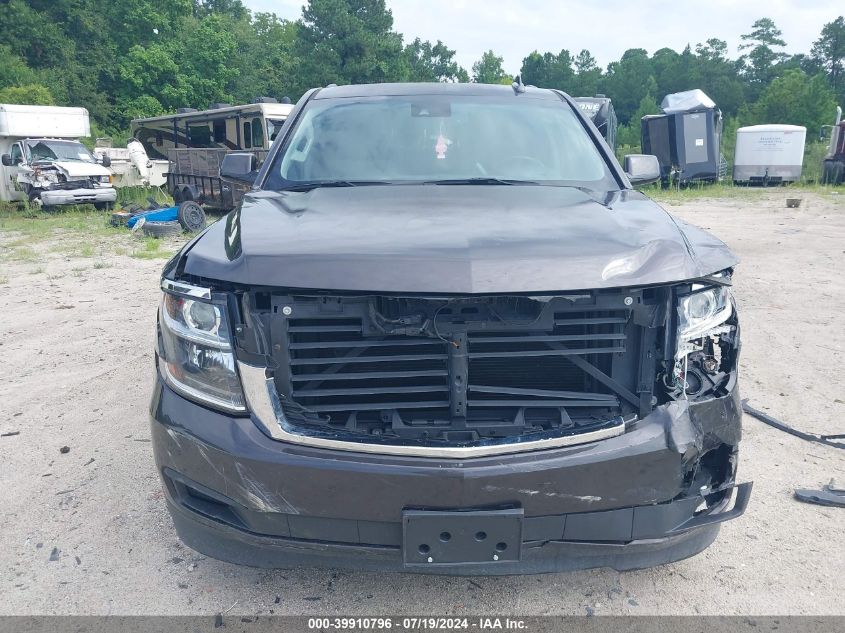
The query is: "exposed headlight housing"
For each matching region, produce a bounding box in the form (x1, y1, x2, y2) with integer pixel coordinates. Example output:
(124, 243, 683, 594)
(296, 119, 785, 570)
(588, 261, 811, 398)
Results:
(672, 281, 736, 397)
(158, 280, 246, 412)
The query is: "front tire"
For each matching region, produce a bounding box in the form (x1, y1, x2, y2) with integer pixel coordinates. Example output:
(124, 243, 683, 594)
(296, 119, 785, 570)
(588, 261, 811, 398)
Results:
(94, 201, 114, 211)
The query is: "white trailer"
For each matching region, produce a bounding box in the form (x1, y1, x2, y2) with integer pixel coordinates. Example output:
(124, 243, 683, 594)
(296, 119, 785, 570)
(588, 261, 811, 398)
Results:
(0, 104, 117, 208)
(733, 124, 807, 185)
(94, 138, 168, 188)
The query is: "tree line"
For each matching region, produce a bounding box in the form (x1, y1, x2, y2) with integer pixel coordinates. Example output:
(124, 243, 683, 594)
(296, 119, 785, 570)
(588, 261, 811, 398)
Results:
(0, 0, 843, 143)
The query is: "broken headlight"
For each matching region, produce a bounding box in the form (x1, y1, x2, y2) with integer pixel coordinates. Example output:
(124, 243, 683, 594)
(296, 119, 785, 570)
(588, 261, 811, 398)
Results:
(158, 283, 245, 412)
(678, 286, 732, 340)
(671, 284, 736, 397)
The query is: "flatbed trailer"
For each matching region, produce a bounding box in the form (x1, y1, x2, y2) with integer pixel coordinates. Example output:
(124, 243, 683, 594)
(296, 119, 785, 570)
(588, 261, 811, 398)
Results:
(167, 148, 269, 209)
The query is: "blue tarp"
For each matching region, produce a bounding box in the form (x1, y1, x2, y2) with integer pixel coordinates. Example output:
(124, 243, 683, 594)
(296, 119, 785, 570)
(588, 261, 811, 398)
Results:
(126, 206, 178, 229)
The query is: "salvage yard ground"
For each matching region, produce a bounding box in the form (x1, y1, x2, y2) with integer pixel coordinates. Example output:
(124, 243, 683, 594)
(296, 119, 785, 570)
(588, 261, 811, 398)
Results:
(1, 189, 844, 615)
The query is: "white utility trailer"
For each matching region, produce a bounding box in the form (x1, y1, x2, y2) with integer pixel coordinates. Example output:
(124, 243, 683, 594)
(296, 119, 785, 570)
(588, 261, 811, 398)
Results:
(733, 124, 807, 185)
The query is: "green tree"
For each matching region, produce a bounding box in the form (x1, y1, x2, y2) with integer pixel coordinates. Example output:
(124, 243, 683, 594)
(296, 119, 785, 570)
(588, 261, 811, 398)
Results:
(403, 38, 468, 82)
(739, 18, 788, 89)
(695, 39, 746, 116)
(811, 16, 845, 98)
(230, 13, 299, 101)
(616, 92, 660, 149)
(193, 0, 249, 20)
(472, 50, 507, 84)
(0, 84, 55, 105)
(602, 48, 657, 124)
(292, 0, 405, 94)
(520, 50, 574, 89)
(0, 44, 39, 88)
(572, 49, 602, 96)
(745, 69, 837, 132)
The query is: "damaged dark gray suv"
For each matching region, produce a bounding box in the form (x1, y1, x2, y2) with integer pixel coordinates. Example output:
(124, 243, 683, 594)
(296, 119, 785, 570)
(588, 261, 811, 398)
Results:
(150, 82, 751, 574)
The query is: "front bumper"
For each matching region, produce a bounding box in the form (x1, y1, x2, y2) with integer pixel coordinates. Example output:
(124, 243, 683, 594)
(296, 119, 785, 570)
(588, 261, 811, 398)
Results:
(150, 375, 750, 574)
(39, 187, 116, 206)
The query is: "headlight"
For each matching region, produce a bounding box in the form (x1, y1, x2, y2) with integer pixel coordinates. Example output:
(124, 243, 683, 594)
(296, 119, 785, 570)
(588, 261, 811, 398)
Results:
(99, 175, 112, 184)
(36, 171, 59, 183)
(158, 281, 245, 412)
(677, 286, 732, 341)
(672, 282, 736, 396)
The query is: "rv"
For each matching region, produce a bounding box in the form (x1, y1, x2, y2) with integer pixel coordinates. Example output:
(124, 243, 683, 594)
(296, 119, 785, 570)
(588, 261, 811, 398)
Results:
(573, 95, 618, 150)
(131, 100, 295, 209)
(0, 104, 116, 209)
(131, 100, 294, 160)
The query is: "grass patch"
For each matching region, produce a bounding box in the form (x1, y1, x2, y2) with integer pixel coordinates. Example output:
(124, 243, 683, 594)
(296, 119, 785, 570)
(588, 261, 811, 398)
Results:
(6, 246, 39, 261)
(93, 261, 111, 269)
(78, 243, 96, 258)
(0, 275, 8, 284)
(645, 181, 845, 205)
(130, 236, 177, 260)
(117, 186, 172, 208)
(0, 203, 184, 263)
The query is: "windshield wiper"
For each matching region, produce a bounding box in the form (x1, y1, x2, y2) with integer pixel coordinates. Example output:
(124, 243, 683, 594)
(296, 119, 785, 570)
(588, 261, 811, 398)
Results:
(280, 180, 387, 192)
(424, 177, 538, 186)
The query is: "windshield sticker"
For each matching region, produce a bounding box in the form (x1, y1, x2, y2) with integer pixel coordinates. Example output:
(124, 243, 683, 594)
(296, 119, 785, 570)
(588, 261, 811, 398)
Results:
(435, 133, 450, 160)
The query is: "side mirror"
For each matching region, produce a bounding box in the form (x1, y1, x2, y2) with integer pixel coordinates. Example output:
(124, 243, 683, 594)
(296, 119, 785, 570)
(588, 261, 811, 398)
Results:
(100, 154, 111, 167)
(623, 154, 661, 185)
(220, 152, 258, 185)
(1, 154, 12, 167)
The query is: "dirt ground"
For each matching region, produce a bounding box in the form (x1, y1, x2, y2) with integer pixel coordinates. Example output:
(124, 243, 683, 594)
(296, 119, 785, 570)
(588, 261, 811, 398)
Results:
(1, 190, 843, 616)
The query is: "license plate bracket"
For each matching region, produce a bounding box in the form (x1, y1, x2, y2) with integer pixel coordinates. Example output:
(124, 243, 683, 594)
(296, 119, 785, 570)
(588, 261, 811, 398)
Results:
(402, 508, 523, 567)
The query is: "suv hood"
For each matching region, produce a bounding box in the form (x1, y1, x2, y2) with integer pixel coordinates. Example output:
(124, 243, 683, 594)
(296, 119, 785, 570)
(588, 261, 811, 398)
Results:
(180, 186, 737, 294)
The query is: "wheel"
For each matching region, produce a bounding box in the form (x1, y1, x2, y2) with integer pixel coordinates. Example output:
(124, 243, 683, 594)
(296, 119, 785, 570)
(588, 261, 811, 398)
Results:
(177, 200, 206, 232)
(94, 201, 114, 211)
(141, 220, 182, 238)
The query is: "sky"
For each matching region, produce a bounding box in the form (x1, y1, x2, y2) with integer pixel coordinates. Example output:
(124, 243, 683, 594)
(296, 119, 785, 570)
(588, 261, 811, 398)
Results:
(241, 0, 840, 73)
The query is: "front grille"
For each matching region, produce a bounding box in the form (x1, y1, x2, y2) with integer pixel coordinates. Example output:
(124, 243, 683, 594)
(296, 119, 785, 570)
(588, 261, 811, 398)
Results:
(268, 294, 649, 444)
(52, 179, 92, 190)
(287, 317, 451, 413)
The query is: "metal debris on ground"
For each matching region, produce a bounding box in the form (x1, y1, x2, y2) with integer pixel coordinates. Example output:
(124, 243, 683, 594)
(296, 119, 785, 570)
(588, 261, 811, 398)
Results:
(794, 483, 845, 508)
(741, 400, 845, 449)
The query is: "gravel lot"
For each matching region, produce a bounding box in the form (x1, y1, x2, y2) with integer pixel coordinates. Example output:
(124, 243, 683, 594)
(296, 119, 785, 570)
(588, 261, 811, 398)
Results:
(1, 190, 843, 616)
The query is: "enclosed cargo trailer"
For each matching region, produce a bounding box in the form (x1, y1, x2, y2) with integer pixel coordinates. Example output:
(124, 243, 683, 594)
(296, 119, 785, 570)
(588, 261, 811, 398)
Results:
(733, 124, 806, 185)
(640, 90, 723, 185)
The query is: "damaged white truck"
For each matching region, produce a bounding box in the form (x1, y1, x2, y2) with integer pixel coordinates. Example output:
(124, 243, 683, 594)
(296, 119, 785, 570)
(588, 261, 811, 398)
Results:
(0, 104, 117, 209)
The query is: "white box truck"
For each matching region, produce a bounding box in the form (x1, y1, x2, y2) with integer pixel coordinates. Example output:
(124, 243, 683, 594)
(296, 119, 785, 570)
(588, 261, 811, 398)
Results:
(733, 124, 807, 185)
(0, 104, 117, 209)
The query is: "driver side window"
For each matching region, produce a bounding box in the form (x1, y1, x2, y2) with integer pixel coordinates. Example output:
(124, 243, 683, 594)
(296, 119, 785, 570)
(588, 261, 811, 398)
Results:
(10, 143, 23, 165)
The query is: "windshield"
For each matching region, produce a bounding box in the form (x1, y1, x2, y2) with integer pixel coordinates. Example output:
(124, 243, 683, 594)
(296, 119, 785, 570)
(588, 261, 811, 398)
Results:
(267, 118, 287, 142)
(25, 140, 96, 163)
(267, 95, 616, 190)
